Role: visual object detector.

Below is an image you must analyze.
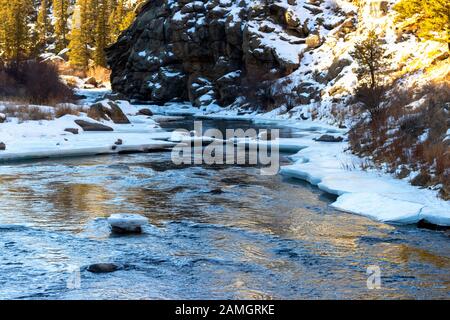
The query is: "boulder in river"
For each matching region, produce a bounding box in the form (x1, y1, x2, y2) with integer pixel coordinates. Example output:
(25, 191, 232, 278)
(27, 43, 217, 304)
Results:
(314, 135, 344, 142)
(137, 108, 153, 116)
(74, 120, 114, 132)
(107, 213, 149, 234)
(0, 113, 6, 123)
(0, 142, 5, 150)
(87, 263, 120, 273)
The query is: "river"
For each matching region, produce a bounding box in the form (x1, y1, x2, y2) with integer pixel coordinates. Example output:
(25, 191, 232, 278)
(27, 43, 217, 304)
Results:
(0, 118, 448, 299)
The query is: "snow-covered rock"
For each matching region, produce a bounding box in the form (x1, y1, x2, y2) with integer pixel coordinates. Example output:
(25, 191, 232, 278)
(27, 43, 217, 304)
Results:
(107, 214, 149, 234)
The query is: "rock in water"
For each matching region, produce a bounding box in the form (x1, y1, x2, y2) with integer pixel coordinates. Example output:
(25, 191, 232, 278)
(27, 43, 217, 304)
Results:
(137, 108, 153, 116)
(107, 214, 149, 234)
(87, 263, 120, 273)
(314, 135, 344, 142)
(0, 142, 5, 150)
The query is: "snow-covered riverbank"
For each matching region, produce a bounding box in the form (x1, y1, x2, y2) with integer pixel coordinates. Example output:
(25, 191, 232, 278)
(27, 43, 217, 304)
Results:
(1, 96, 449, 227)
(0, 95, 178, 162)
(147, 104, 450, 227)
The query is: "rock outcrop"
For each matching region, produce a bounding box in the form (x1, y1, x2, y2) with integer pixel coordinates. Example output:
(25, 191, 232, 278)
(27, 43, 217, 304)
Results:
(106, 0, 340, 108)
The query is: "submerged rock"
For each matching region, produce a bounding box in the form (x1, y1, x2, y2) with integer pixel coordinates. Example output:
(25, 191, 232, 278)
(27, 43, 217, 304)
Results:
(74, 120, 114, 132)
(87, 263, 120, 273)
(107, 213, 149, 234)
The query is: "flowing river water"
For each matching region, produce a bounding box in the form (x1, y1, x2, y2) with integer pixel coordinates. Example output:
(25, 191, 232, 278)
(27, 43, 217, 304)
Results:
(0, 118, 448, 299)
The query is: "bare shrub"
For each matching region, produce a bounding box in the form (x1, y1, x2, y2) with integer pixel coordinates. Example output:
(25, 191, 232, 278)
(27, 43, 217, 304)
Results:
(0, 61, 74, 105)
(353, 84, 388, 119)
(349, 80, 450, 197)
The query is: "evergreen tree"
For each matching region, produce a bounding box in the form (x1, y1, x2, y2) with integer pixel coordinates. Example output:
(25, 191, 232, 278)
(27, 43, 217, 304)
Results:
(53, 0, 70, 53)
(93, 0, 109, 67)
(0, 0, 33, 61)
(108, 0, 141, 44)
(36, 0, 51, 52)
(394, 0, 450, 51)
(350, 30, 390, 118)
(108, 0, 125, 43)
(68, 0, 90, 70)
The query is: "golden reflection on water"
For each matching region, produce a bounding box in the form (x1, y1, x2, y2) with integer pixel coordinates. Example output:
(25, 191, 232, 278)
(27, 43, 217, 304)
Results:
(286, 207, 394, 255)
(34, 182, 114, 229)
(375, 243, 450, 269)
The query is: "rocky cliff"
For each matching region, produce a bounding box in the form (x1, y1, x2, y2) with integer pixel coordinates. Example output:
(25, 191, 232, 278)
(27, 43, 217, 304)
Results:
(107, 0, 448, 121)
(106, 0, 356, 108)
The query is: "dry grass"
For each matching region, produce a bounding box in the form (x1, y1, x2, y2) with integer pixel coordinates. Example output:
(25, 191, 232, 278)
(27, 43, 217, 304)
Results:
(54, 103, 87, 118)
(349, 81, 450, 198)
(1, 105, 54, 122)
(86, 66, 111, 84)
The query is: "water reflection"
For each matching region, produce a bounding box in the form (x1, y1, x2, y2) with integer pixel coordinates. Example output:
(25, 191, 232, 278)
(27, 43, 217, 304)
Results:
(0, 119, 448, 299)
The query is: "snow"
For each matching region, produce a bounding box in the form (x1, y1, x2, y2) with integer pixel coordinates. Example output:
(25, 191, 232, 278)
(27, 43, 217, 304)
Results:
(162, 96, 449, 226)
(107, 214, 149, 232)
(1, 94, 448, 227)
(332, 193, 423, 224)
(277, 125, 450, 227)
(0, 93, 177, 162)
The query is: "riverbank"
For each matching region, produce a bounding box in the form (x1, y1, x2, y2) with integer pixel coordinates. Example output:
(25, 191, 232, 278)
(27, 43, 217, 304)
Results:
(149, 104, 450, 227)
(1, 94, 449, 227)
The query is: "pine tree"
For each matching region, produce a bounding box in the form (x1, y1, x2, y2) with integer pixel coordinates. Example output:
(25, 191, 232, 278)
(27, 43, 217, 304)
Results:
(351, 30, 389, 89)
(350, 30, 390, 117)
(53, 0, 70, 53)
(36, 0, 51, 52)
(68, 0, 89, 70)
(108, 0, 125, 43)
(394, 0, 450, 51)
(93, 0, 109, 67)
(0, 0, 7, 59)
(0, 0, 33, 61)
(108, 0, 141, 44)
